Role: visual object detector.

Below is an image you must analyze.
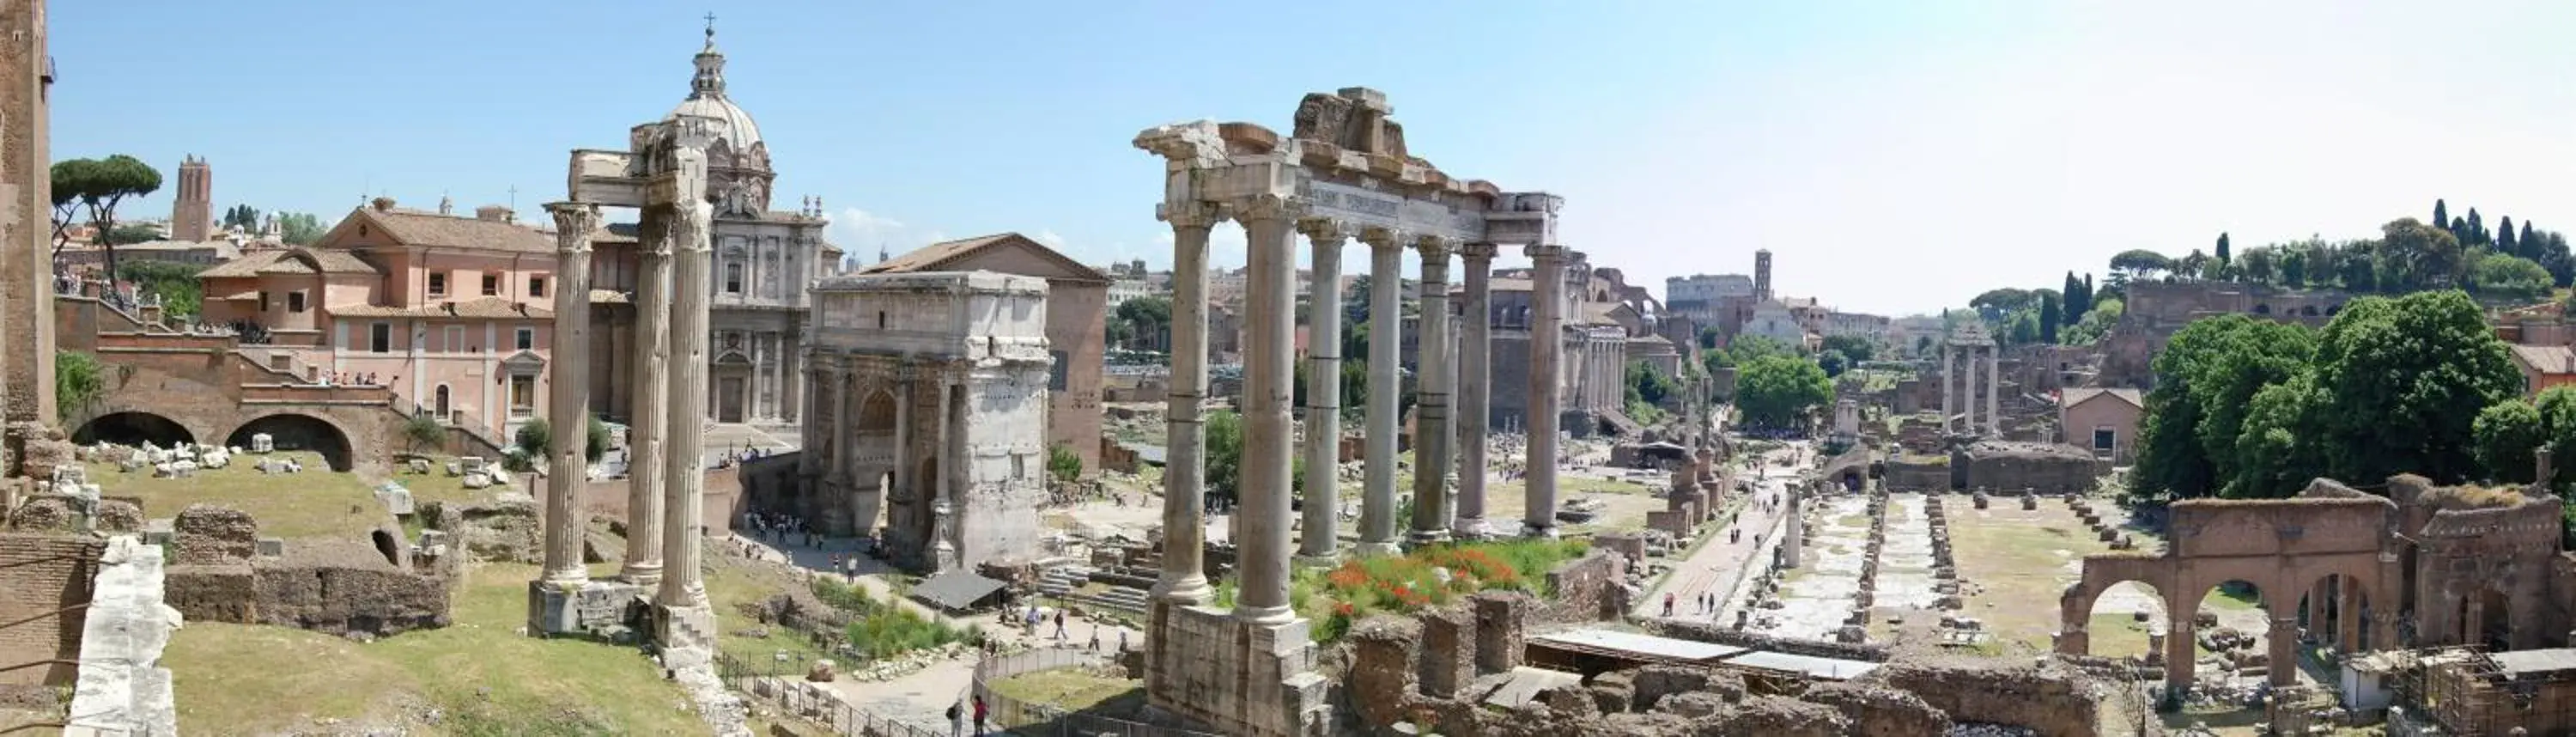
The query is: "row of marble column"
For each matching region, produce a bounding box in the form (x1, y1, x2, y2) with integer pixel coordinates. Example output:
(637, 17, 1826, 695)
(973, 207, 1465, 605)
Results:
(1939, 342, 2000, 436)
(1152, 196, 1571, 626)
(537, 187, 713, 616)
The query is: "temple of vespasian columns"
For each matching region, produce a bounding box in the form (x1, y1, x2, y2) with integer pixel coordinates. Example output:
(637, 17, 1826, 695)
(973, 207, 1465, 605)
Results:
(523, 107, 736, 685)
(1132, 87, 1565, 736)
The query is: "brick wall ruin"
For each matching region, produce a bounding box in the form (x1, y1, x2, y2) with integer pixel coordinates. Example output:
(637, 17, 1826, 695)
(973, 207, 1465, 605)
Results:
(1872, 659, 2104, 737)
(1540, 551, 1627, 623)
(0, 532, 104, 687)
(161, 505, 452, 636)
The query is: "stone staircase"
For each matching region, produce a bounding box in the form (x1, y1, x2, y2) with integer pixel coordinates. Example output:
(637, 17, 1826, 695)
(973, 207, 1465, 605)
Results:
(1036, 563, 1149, 617)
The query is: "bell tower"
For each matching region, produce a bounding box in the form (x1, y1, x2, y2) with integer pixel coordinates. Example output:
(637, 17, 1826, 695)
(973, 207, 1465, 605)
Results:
(171, 155, 210, 241)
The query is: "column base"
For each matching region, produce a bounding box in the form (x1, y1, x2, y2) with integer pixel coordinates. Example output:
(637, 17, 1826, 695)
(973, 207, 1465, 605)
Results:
(1235, 603, 1297, 625)
(653, 600, 720, 653)
(1293, 552, 1343, 569)
(1151, 576, 1215, 606)
(1520, 522, 1559, 539)
(1352, 540, 1402, 557)
(1406, 528, 1452, 548)
(618, 563, 664, 588)
(526, 579, 648, 641)
(1451, 517, 1494, 540)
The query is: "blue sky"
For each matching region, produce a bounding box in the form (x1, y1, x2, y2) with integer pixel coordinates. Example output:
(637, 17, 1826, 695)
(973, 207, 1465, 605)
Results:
(51, 1, 2576, 315)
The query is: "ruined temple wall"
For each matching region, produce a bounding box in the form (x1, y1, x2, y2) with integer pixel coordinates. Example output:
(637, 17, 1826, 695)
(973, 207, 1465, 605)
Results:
(0, 533, 103, 687)
(1540, 551, 1626, 623)
(1881, 459, 1950, 492)
(1959, 446, 2105, 494)
(1866, 660, 2102, 737)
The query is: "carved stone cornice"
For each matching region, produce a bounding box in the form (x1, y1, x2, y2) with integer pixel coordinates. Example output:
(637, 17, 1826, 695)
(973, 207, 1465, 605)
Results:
(1459, 242, 1499, 262)
(1526, 244, 1566, 263)
(1157, 200, 1229, 229)
(545, 202, 600, 254)
(1234, 193, 1306, 224)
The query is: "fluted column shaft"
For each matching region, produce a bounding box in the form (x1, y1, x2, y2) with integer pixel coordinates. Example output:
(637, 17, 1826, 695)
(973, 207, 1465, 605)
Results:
(1455, 245, 1496, 536)
(1151, 204, 1218, 605)
(1358, 232, 1406, 555)
(1408, 241, 1454, 545)
(541, 203, 598, 584)
(1298, 224, 1348, 561)
(1236, 196, 1299, 623)
(1524, 245, 1567, 538)
(623, 245, 671, 585)
(659, 193, 714, 608)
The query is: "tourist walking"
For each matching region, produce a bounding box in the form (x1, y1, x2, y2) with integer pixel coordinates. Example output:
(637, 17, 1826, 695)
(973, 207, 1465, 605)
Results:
(1662, 592, 1675, 617)
(948, 699, 966, 737)
(973, 694, 989, 736)
(1054, 610, 1067, 640)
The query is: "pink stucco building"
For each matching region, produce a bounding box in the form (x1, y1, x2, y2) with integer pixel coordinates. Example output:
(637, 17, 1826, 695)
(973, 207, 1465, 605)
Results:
(198, 197, 559, 443)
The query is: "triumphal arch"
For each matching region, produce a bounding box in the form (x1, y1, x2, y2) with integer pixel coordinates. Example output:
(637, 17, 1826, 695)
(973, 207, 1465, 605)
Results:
(1132, 87, 1564, 735)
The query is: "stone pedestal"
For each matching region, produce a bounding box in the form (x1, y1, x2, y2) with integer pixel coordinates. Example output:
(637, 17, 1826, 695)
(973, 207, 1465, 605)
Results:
(526, 579, 646, 639)
(1147, 604, 1330, 737)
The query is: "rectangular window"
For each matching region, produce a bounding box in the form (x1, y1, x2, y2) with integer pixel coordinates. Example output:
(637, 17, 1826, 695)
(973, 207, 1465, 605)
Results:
(2092, 428, 2116, 452)
(258, 291, 270, 312)
(726, 263, 744, 294)
(482, 273, 501, 296)
(287, 291, 307, 314)
(427, 271, 447, 296)
(509, 375, 536, 417)
(368, 322, 391, 353)
(1049, 350, 1070, 391)
(514, 327, 535, 351)
(528, 276, 547, 298)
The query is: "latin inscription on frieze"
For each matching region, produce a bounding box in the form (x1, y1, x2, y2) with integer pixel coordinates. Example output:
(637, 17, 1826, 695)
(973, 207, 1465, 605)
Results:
(1298, 176, 1484, 242)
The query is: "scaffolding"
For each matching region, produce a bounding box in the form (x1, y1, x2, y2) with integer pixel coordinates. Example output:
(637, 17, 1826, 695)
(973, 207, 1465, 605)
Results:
(2391, 645, 2576, 736)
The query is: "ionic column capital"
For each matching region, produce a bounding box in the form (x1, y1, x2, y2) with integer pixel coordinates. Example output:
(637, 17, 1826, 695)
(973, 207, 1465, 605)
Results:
(1157, 200, 1229, 229)
(1459, 242, 1499, 261)
(1298, 217, 1357, 244)
(1414, 236, 1454, 261)
(546, 202, 601, 254)
(1234, 193, 1307, 223)
(1361, 227, 1410, 251)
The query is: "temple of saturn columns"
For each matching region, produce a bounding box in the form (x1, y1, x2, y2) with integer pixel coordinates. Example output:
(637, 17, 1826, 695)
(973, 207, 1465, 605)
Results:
(522, 114, 732, 672)
(1132, 87, 1566, 737)
(1941, 323, 2001, 436)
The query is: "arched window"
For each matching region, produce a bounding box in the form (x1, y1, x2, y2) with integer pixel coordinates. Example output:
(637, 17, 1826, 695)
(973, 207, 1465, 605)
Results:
(433, 385, 451, 421)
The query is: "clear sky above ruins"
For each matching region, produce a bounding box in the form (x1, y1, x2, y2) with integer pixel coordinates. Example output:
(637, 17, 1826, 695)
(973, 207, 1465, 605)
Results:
(48, 0, 2576, 315)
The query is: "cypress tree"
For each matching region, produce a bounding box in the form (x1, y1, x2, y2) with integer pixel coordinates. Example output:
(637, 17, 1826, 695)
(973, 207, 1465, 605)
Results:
(2435, 199, 2450, 231)
(2500, 216, 2519, 257)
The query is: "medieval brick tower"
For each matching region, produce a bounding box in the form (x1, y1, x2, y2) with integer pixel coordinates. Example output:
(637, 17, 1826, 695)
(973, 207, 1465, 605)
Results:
(1753, 248, 1773, 302)
(170, 155, 209, 241)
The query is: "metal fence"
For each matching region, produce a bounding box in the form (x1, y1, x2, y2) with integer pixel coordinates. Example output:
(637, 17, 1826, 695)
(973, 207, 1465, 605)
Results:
(970, 646, 1224, 737)
(718, 652, 949, 737)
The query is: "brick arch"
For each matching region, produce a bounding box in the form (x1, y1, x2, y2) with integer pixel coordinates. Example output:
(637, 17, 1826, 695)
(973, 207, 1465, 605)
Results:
(2056, 554, 2178, 655)
(222, 412, 358, 472)
(70, 410, 203, 448)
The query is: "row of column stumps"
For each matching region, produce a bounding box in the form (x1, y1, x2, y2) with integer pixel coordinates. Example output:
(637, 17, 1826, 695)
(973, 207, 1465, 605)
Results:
(1151, 207, 1570, 615)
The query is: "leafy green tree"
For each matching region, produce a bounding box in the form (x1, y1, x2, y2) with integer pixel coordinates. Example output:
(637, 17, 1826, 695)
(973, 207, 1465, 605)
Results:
(1048, 443, 1083, 483)
(1734, 355, 1831, 429)
(222, 204, 261, 231)
(2061, 272, 2086, 325)
(2472, 253, 2555, 301)
(1818, 350, 1848, 377)
(1819, 334, 1874, 364)
(2279, 247, 2308, 288)
(512, 414, 611, 466)
(1625, 360, 1677, 405)
(2500, 216, 2520, 258)
(117, 261, 204, 318)
(2306, 291, 2520, 484)
(2215, 232, 2232, 266)
(2434, 198, 2450, 233)
(2132, 315, 2313, 498)
(101, 223, 160, 246)
(2523, 221, 2542, 260)
(2232, 375, 2325, 496)
(54, 351, 105, 423)
(1205, 410, 1242, 503)
(403, 413, 447, 454)
(1968, 288, 2036, 320)
(2238, 247, 2275, 284)
(2062, 299, 2123, 345)
(2465, 208, 2489, 246)
(276, 212, 326, 246)
(2038, 292, 2061, 344)
(1697, 325, 1722, 350)
(2108, 249, 2172, 286)
(2380, 218, 2465, 291)
(2475, 399, 2545, 484)
(52, 155, 163, 289)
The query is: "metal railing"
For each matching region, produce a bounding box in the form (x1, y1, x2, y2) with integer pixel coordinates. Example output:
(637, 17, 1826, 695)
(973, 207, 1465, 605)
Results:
(716, 652, 947, 737)
(970, 646, 1224, 737)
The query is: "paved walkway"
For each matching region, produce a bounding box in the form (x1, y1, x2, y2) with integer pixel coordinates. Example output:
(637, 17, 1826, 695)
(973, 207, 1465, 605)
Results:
(1634, 441, 1808, 623)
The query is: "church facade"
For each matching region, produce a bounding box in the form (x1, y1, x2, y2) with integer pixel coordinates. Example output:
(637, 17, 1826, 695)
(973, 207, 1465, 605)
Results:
(587, 24, 841, 429)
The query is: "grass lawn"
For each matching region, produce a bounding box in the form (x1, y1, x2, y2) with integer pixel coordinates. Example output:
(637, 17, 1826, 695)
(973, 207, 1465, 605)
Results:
(2088, 612, 2155, 659)
(704, 556, 833, 664)
(986, 667, 1144, 714)
(87, 451, 494, 540)
(1943, 498, 2114, 652)
(163, 562, 708, 736)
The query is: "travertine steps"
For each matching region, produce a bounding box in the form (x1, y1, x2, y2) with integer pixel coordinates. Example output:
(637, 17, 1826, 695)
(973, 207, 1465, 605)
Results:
(1037, 564, 1151, 616)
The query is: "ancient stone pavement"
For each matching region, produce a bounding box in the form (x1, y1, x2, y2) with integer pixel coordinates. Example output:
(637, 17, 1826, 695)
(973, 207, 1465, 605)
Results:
(1635, 441, 1806, 621)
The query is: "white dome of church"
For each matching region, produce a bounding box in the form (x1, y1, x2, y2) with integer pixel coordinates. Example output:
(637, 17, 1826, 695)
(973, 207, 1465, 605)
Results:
(669, 22, 762, 153)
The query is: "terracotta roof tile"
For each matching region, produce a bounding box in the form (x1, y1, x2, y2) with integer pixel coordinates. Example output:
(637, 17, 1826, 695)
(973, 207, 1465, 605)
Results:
(860, 232, 1111, 283)
(197, 248, 380, 278)
(358, 207, 556, 254)
(2510, 344, 2576, 375)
